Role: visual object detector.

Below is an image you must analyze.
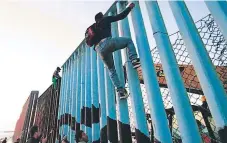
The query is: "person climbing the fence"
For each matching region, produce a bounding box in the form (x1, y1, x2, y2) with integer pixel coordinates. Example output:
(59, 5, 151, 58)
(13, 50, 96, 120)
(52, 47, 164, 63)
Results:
(85, 2, 141, 99)
(52, 67, 61, 89)
(75, 130, 88, 143)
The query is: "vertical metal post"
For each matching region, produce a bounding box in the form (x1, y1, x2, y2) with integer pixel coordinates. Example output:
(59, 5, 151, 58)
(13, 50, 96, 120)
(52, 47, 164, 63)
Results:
(97, 56, 108, 143)
(80, 46, 86, 131)
(130, 1, 173, 142)
(104, 67, 118, 143)
(76, 48, 82, 134)
(57, 67, 66, 141)
(68, 58, 74, 141)
(85, 46, 92, 140)
(91, 48, 100, 143)
(116, 2, 150, 142)
(62, 63, 69, 137)
(58, 66, 64, 139)
(70, 53, 77, 143)
(205, 1, 227, 40)
(109, 11, 132, 143)
(169, 1, 227, 142)
(61, 67, 67, 139)
(65, 60, 71, 138)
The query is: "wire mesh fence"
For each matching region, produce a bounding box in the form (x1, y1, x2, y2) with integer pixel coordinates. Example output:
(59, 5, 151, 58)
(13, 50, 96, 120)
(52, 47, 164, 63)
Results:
(125, 14, 226, 143)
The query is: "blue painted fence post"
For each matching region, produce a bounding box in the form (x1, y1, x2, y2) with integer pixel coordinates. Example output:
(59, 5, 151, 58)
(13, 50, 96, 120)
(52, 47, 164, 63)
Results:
(130, 1, 173, 142)
(97, 56, 108, 143)
(75, 48, 82, 135)
(116, 1, 150, 142)
(61, 63, 67, 137)
(57, 66, 66, 142)
(80, 45, 86, 132)
(59, 65, 66, 138)
(68, 58, 72, 141)
(69, 57, 75, 141)
(85, 46, 92, 141)
(169, 1, 227, 142)
(104, 66, 118, 143)
(205, 1, 227, 41)
(91, 47, 100, 143)
(62, 64, 68, 138)
(70, 53, 77, 142)
(65, 59, 72, 138)
(109, 11, 132, 143)
(63, 62, 69, 138)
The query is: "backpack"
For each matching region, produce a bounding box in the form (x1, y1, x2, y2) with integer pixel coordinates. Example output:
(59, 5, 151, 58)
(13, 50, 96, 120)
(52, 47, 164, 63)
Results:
(85, 23, 97, 47)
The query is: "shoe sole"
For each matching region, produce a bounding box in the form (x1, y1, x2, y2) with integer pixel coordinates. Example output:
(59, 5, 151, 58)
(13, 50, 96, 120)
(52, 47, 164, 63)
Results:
(120, 94, 129, 99)
(133, 63, 141, 69)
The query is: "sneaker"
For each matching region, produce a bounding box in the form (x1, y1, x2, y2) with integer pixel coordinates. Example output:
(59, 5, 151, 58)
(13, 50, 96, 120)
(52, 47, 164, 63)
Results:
(132, 58, 141, 69)
(117, 88, 129, 99)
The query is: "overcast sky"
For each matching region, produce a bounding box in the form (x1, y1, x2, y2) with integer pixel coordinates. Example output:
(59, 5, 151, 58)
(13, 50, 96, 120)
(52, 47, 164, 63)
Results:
(0, 0, 209, 133)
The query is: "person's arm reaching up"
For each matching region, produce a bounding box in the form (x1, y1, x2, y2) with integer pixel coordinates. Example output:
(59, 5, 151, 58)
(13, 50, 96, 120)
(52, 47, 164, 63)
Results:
(107, 3, 135, 23)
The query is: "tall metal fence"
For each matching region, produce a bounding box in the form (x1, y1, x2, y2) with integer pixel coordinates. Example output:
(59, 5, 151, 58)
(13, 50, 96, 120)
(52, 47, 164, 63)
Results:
(34, 80, 61, 143)
(128, 13, 227, 143)
(55, 1, 227, 143)
(13, 91, 38, 143)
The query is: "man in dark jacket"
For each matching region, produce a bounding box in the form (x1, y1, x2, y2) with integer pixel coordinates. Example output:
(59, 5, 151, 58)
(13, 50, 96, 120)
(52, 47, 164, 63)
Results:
(2, 137, 7, 143)
(26, 125, 47, 143)
(91, 2, 141, 99)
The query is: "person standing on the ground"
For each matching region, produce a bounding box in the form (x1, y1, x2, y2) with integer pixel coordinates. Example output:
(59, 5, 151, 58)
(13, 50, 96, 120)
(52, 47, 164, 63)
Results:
(85, 2, 141, 99)
(2, 137, 7, 143)
(52, 67, 61, 89)
(26, 125, 47, 143)
(75, 130, 88, 143)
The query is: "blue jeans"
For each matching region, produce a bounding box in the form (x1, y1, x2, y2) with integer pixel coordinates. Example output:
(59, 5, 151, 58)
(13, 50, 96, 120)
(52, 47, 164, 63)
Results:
(95, 37, 138, 89)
